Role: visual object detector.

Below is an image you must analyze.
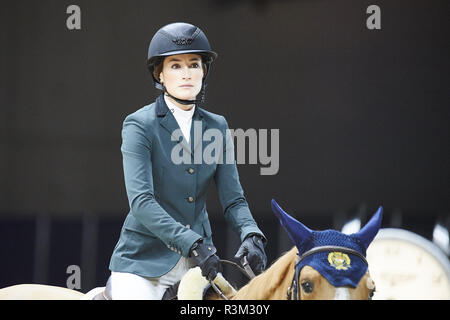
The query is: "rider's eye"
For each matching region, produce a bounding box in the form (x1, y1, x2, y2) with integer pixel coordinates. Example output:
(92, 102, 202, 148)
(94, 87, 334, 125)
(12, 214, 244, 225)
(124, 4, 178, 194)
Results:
(301, 281, 314, 294)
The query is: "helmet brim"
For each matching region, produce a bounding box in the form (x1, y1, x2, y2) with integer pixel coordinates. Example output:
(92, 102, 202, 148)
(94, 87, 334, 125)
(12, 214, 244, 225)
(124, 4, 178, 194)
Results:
(148, 49, 218, 66)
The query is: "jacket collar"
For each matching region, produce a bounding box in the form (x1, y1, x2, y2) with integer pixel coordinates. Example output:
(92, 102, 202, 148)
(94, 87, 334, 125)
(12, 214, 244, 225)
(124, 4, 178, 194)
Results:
(156, 94, 204, 120)
(156, 94, 208, 158)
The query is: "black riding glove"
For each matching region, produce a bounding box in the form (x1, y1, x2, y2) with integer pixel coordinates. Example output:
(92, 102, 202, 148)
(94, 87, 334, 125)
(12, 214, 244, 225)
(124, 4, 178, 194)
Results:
(189, 240, 222, 281)
(234, 234, 267, 275)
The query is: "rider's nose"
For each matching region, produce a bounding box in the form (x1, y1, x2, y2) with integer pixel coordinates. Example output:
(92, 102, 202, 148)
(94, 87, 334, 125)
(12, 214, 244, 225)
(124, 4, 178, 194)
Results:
(182, 67, 191, 79)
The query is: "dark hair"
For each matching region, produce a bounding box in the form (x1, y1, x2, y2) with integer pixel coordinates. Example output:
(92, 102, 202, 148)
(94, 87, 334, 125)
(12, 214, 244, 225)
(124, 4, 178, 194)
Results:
(152, 57, 164, 82)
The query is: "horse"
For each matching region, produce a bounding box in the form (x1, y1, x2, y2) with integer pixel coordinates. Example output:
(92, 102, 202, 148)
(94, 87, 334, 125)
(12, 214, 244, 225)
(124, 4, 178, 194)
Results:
(0, 284, 85, 300)
(180, 199, 382, 300)
(0, 199, 382, 300)
(196, 248, 376, 300)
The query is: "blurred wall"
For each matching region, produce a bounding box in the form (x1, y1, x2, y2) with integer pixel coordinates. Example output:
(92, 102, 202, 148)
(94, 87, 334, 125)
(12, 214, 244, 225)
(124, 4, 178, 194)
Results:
(1, 0, 449, 219)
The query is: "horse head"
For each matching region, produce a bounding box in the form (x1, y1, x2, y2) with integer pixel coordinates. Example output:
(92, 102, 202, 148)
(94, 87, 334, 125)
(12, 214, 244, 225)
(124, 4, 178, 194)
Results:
(271, 199, 382, 300)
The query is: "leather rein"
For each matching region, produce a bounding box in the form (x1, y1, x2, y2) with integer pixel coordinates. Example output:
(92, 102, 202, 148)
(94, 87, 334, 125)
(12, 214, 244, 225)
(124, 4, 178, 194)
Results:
(209, 257, 255, 300)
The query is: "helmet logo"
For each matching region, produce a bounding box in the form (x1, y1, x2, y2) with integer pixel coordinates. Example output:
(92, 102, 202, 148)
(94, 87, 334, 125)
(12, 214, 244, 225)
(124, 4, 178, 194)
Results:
(172, 37, 194, 46)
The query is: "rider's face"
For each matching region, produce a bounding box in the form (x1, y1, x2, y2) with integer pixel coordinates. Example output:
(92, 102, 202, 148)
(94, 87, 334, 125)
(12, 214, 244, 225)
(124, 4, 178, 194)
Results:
(159, 53, 205, 105)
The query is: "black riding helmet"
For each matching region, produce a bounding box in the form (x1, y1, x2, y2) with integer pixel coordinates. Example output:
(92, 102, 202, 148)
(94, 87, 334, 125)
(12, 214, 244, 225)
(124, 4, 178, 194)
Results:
(147, 22, 218, 105)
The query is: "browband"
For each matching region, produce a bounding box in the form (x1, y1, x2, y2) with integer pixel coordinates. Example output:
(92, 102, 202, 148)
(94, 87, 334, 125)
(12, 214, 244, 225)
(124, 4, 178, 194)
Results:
(288, 245, 368, 300)
(296, 245, 368, 267)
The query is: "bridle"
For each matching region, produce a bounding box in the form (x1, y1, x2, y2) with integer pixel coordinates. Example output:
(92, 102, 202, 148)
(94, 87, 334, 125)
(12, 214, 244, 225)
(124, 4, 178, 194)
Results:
(209, 247, 369, 300)
(286, 245, 368, 300)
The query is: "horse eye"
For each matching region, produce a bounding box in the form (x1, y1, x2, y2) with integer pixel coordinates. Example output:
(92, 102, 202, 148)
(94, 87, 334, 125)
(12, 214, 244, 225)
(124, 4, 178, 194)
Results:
(301, 281, 314, 294)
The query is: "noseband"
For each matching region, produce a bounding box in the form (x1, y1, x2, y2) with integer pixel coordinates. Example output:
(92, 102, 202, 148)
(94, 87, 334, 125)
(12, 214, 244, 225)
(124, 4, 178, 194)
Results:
(287, 246, 368, 300)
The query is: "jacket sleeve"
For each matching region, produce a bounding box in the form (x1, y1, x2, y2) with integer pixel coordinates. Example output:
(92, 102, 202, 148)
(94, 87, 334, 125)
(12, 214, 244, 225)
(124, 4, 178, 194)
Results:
(214, 116, 266, 243)
(121, 112, 202, 257)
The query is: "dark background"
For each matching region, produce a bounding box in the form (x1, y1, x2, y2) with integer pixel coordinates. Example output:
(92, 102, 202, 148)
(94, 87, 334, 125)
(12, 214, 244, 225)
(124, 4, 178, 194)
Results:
(1, 0, 449, 292)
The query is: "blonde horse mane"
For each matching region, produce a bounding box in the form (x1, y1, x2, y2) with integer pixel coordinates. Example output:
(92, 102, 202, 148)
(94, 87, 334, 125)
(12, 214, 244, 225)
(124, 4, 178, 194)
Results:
(229, 247, 298, 300)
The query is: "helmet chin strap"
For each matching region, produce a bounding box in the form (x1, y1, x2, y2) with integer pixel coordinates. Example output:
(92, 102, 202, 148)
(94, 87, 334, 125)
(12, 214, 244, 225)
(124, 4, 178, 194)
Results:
(163, 90, 200, 106)
(161, 81, 207, 106)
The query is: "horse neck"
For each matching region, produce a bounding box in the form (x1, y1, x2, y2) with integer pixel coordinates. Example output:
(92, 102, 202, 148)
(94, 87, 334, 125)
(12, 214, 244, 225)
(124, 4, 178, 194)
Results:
(231, 247, 298, 300)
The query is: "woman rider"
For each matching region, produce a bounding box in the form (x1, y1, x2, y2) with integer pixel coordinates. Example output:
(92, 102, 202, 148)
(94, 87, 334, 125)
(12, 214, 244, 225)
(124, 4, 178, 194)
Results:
(108, 22, 267, 300)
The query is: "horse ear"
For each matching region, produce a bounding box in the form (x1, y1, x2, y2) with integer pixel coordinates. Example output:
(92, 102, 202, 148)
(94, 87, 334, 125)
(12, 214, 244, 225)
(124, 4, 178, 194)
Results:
(354, 206, 383, 249)
(271, 199, 312, 249)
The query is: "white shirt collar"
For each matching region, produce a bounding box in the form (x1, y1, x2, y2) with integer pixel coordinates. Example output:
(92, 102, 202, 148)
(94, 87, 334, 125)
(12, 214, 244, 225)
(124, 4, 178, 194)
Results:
(164, 95, 195, 121)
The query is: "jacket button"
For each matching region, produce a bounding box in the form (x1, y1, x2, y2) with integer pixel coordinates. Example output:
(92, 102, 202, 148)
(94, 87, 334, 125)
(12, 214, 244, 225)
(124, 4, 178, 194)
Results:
(188, 168, 195, 174)
(188, 196, 194, 203)
(186, 224, 191, 229)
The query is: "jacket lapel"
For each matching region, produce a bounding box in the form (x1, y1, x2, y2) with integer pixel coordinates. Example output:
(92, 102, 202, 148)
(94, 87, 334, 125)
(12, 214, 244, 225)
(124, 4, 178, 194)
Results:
(191, 106, 208, 161)
(157, 94, 208, 160)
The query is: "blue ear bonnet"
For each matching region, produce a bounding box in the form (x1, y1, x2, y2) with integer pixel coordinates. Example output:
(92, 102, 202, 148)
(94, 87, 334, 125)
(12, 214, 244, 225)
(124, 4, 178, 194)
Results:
(295, 230, 369, 288)
(271, 199, 383, 288)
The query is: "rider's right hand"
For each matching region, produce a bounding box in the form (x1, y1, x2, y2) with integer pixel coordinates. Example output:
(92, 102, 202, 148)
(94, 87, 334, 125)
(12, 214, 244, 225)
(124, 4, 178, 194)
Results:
(188, 240, 222, 281)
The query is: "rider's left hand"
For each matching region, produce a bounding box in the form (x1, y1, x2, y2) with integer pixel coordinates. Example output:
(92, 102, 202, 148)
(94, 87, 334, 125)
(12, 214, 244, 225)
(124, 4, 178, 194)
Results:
(234, 234, 267, 275)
